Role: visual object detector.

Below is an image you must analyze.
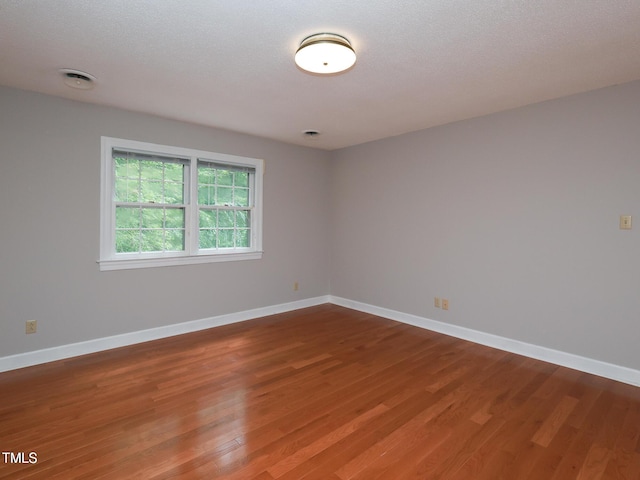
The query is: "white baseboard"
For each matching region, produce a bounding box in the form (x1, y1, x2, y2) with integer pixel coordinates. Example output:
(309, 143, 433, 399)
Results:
(329, 296, 640, 388)
(3, 294, 639, 388)
(0, 296, 330, 373)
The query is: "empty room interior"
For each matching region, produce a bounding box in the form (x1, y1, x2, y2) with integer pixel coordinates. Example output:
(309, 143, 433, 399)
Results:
(1, 2, 640, 479)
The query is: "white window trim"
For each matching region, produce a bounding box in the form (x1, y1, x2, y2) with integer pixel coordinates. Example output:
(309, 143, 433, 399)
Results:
(99, 137, 263, 271)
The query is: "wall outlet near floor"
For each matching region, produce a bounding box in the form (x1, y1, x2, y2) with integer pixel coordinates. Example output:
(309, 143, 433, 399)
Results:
(442, 299, 449, 311)
(293, 281, 299, 291)
(434, 297, 441, 308)
(25, 320, 37, 334)
(620, 215, 632, 230)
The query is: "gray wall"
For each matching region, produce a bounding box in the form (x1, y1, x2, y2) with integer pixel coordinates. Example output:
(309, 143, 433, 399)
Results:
(0, 86, 331, 357)
(2, 81, 640, 371)
(330, 81, 640, 370)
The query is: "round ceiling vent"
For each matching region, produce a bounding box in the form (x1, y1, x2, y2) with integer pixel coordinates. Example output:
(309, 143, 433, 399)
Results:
(59, 69, 96, 90)
(302, 129, 322, 139)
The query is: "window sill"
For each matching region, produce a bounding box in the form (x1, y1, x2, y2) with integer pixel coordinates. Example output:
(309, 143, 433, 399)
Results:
(98, 251, 263, 271)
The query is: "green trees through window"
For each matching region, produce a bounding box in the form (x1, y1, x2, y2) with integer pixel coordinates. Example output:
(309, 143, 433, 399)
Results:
(100, 137, 263, 270)
(197, 161, 251, 250)
(114, 154, 187, 253)
(113, 155, 253, 254)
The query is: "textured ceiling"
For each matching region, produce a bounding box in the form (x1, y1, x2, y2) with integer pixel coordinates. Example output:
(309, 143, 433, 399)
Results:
(1, 1, 640, 150)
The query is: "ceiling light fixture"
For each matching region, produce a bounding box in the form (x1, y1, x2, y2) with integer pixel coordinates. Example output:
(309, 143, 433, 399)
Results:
(295, 33, 356, 75)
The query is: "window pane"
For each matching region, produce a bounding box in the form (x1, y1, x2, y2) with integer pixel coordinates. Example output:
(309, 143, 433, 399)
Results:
(218, 210, 234, 228)
(115, 178, 139, 202)
(236, 229, 250, 247)
(140, 180, 164, 203)
(115, 156, 185, 205)
(199, 229, 217, 249)
(236, 210, 249, 228)
(141, 208, 164, 229)
(165, 229, 185, 251)
(217, 169, 233, 186)
(234, 187, 249, 207)
(140, 161, 164, 180)
(217, 187, 233, 205)
(164, 182, 184, 204)
(198, 165, 214, 184)
(141, 229, 164, 252)
(116, 206, 140, 229)
(115, 229, 140, 253)
(114, 157, 129, 178)
(116, 208, 185, 253)
(198, 185, 214, 206)
(235, 172, 249, 187)
(164, 162, 183, 182)
(114, 156, 140, 179)
(165, 208, 184, 229)
(218, 229, 234, 248)
(199, 209, 217, 228)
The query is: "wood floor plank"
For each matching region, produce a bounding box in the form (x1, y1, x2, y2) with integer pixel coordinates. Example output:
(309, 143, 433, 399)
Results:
(577, 444, 611, 480)
(532, 395, 580, 447)
(525, 423, 579, 480)
(266, 403, 389, 478)
(1, 304, 639, 479)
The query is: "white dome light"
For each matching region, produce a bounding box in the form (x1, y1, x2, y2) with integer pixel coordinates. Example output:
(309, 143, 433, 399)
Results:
(295, 33, 356, 75)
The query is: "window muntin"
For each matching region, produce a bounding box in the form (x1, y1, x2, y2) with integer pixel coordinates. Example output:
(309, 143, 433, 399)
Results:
(100, 137, 263, 270)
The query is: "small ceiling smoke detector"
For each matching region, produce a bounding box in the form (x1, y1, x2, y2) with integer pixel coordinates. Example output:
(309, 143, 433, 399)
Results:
(295, 33, 356, 75)
(302, 129, 322, 139)
(59, 69, 96, 90)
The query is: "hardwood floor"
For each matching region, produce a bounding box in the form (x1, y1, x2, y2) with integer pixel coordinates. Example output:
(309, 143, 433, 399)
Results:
(1, 304, 639, 479)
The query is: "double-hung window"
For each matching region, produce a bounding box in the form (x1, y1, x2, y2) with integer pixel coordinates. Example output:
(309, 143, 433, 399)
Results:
(100, 137, 263, 271)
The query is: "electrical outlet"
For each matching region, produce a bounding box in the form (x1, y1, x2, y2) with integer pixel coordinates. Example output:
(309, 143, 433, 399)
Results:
(293, 281, 299, 291)
(620, 215, 632, 230)
(442, 299, 449, 311)
(25, 320, 37, 334)
(434, 297, 441, 308)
